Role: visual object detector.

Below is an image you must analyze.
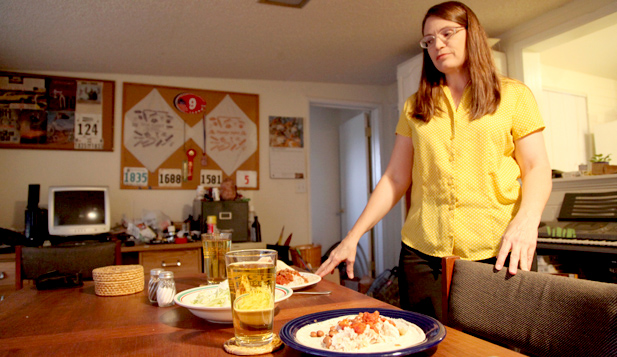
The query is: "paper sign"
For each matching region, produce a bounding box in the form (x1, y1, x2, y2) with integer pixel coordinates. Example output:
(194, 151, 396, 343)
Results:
(123, 167, 148, 187)
(206, 95, 257, 175)
(74, 112, 103, 149)
(236, 170, 258, 188)
(123, 89, 184, 172)
(158, 168, 183, 187)
(200, 169, 223, 187)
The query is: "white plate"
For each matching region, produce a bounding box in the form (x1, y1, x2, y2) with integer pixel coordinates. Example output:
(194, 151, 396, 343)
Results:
(174, 284, 293, 324)
(284, 272, 321, 290)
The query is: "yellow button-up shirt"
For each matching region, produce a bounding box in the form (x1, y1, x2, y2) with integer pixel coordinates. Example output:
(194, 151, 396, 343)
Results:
(396, 77, 545, 260)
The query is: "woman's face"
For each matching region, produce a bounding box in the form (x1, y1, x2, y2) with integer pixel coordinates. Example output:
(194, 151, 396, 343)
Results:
(423, 16, 467, 75)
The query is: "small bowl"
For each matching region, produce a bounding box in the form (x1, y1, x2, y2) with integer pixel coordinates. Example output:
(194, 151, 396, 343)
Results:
(174, 284, 293, 324)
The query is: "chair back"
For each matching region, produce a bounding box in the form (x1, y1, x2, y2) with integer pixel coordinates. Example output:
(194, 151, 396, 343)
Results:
(442, 256, 617, 357)
(15, 241, 121, 289)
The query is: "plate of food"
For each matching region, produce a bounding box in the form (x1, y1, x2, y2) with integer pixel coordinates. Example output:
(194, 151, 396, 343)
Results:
(276, 269, 321, 290)
(174, 281, 293, 324)
(276, 261, 321, 290)
(279, 308, 446, 356)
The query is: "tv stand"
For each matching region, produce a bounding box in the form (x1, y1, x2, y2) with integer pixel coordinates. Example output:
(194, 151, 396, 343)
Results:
(48, 234, 111, 246)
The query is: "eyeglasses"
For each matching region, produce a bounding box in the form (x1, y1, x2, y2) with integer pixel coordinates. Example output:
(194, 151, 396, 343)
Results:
(419, 27, 465, 49)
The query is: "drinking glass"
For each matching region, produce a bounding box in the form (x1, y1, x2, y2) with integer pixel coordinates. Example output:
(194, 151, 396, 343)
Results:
(225, 249, 277, 347)
(202, 232, 231, 284)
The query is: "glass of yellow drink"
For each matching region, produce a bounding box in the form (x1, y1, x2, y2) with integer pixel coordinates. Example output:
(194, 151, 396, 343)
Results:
(225, 249, 277, 347)
(202, 232, 231, 284)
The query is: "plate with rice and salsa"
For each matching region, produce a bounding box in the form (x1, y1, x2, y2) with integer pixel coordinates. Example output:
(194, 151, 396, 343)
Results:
(279, 308, 446, 356)
(276, 261, 321, 290)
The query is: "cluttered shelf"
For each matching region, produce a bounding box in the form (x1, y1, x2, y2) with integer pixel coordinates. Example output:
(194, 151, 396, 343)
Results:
(120, 241, 203, 253)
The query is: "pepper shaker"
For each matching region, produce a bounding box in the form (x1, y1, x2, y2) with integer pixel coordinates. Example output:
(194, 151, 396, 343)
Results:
(156, 271, 176, 307)
(148, 268, 165, 304)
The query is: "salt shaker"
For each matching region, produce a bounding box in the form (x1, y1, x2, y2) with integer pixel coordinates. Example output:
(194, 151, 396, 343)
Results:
(156, 271, 176, 307)
(148, 268, 165, 304)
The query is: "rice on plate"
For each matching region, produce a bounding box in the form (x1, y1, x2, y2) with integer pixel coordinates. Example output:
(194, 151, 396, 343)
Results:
(295, 311, 426, 353)
(275, 260, 321, 290)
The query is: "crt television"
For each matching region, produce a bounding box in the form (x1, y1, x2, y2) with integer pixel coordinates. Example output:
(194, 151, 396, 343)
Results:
(47, 186, 111, 237)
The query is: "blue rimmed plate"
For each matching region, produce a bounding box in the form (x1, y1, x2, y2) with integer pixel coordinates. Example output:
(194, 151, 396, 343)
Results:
(279, 308, 446, 356)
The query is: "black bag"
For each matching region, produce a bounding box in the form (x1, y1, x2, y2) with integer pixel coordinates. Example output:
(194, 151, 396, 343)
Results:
(366, 266, 400, 307)
(35, 270, 83, 290)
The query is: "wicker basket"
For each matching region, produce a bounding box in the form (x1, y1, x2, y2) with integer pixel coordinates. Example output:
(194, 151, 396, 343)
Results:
(93, 265, 144, 297)
(290, 244, 321, 270)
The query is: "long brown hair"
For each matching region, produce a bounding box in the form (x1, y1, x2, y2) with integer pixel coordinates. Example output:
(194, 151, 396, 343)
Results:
(413, 1, 500, 122)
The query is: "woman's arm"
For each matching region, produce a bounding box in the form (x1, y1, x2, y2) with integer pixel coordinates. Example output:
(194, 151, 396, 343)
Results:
(316, 134, 414, 279)
(495, 130, 552, 274)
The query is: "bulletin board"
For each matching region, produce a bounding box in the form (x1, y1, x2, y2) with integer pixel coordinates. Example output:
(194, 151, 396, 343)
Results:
(121, 82, 259, 190)
(0, 71, 114, 151)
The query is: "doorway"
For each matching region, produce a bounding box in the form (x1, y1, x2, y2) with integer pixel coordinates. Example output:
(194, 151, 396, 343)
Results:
(308, 100, 385, 279)
(339, 111, 372, 278)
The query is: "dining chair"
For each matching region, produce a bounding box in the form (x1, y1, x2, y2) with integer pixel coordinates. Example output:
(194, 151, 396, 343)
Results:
(15, 240, 122, 290)
(441, 256, 617, 357)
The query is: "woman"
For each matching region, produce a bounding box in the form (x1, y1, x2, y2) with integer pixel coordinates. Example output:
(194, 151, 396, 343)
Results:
(316, 1, 552, 320)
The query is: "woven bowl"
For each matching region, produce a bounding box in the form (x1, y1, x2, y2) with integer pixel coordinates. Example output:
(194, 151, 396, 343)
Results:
(93, 265, 144, 296)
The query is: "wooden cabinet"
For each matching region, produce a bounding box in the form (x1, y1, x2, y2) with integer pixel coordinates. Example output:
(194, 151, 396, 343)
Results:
(0, 253, 16, 299)
(121, 242, 203, 275)
(0, 243, 204, 299)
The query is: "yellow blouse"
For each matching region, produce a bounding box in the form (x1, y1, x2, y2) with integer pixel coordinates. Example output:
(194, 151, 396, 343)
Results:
(395, 77, 545, 260)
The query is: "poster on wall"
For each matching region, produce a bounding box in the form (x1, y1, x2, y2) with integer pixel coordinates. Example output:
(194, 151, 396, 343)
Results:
(268, 116, 305, 179)
(0, 72, 114, 151)
(121, 82, 260, 190)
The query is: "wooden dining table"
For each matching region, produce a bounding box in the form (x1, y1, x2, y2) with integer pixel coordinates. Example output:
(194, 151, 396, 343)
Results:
(0, 273, 524, 356)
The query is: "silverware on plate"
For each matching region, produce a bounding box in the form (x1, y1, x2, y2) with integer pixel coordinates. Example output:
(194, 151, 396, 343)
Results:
(293, 291, 331, 295)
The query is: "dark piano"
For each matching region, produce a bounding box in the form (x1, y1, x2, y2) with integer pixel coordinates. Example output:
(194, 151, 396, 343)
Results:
(537, 191, 616, 283)
(538, 191, 617, 254)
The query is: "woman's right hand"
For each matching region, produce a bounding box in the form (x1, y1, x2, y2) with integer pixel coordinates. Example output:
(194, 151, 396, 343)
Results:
(315, 135, 414, 280)
(315, 238, 358, 279)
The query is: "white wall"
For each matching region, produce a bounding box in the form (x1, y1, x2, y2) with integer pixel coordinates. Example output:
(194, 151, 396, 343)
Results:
(541, 64, 617, 130)
(541, 64, 617, 167)
(499, 0, 617, 82)
(0, 70, 391, 248)
(498, 0, 617, 172)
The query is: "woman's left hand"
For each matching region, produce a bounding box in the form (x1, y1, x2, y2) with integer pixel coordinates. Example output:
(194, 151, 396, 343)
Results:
(495, 131, 552, 275)
(495, 212, 539, 275)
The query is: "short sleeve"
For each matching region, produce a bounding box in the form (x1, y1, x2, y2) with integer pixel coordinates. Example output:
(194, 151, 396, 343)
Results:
(512, 84, 545, 140)
(396, 95, 415, 138)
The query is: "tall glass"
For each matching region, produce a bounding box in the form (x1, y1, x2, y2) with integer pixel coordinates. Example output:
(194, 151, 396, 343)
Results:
(225, 249, 277, 347)
(202, 232, 231, 284)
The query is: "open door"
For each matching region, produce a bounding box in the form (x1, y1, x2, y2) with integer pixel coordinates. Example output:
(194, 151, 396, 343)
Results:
(339, 112, 371, 278)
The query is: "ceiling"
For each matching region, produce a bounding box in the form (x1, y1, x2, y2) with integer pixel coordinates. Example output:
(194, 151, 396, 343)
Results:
(0, 0, 613, 86)
(537, 19, 617, 81)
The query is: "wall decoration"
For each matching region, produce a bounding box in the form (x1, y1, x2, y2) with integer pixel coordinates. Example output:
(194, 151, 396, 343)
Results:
(268, 116, 305, 179)
(0, 72, 114, 151)
(121, 82, 259, 190)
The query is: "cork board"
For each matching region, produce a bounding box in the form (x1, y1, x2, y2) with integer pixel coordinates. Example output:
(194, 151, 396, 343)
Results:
(0, 71, 114, 151)
(121, 82, 259, 190)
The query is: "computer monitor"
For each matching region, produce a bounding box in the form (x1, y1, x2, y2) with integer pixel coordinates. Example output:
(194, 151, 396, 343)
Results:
(47, 186, 111, 237)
